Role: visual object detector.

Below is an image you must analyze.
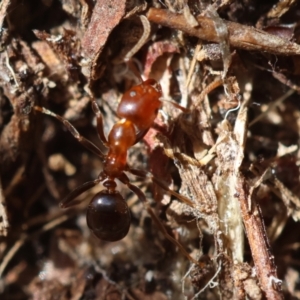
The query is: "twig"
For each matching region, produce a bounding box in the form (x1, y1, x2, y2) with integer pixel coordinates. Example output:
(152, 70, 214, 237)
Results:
(236, 177, 283, 299)
(147, 8, 300, 55)
(123, 15, 151, 61)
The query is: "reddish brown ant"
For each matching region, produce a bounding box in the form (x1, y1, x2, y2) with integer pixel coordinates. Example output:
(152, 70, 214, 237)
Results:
(34, 78, 162, 241)
(34, 78, 198, 265)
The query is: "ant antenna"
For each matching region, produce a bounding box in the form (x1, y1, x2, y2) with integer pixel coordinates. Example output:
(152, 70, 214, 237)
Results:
(126, 59, 144, 83)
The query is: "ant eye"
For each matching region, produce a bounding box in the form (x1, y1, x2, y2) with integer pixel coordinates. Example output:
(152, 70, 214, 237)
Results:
(130, 91, 137, 97)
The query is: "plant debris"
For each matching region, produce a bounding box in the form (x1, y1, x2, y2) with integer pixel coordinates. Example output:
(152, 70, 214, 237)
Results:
(1, 1, 300, 299)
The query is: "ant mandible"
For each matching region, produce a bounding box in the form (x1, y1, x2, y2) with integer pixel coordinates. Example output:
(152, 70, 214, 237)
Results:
(35, 79, 165, 241)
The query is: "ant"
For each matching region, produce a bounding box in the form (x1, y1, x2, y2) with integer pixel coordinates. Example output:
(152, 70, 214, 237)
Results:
(34, 78, 198, 264)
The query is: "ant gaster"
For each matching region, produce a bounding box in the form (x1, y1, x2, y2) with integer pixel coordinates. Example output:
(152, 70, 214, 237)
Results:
(35, 79, 163, 241)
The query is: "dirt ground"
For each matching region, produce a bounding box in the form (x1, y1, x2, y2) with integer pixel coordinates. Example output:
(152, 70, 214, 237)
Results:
(1, 1, 300, 299)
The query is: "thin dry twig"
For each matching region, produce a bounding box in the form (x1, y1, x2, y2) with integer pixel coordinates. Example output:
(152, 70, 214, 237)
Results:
(236, 177, 283, 299)
(147, 8, 300, 55)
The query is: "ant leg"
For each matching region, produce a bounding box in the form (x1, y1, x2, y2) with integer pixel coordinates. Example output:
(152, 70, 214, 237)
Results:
(34, 106, 105, 159)
(118, 172, 201, 267)
(134, 128, 149, 144)
(91, 99, 109, 147)
(60, 179, 101, 208)
(128, 168, 194, 208)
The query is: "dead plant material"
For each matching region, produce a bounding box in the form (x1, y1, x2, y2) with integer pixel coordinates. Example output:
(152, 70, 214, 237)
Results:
(81, 0, 127, 80)
(1, 1, 300, 300)
(147, 8, 300, 55)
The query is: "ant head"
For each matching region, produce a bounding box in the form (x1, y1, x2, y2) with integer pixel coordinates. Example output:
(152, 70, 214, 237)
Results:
(86, 190, 131, 241)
